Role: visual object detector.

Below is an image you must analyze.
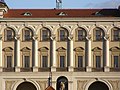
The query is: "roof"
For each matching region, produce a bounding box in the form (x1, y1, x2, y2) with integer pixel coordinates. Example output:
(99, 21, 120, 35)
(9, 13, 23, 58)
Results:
(3, 9, 120, 18)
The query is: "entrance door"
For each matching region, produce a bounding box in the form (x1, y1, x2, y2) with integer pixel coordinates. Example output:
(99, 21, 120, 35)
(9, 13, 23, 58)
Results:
(88, 81, 109, 90)
(16, 82, 37, 90)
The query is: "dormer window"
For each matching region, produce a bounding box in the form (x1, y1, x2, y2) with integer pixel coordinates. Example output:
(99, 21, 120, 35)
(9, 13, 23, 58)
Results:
(58, 12, 67, 16)
(23, 12, 32, 16)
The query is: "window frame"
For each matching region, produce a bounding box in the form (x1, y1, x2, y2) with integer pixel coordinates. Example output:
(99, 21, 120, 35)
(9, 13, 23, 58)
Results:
(58, 29, 68, 41)
(23, 28, 32, 41)
(4, 28, 14, 41)
(112, 28, 120, 41)
(41, 29, 50, 41)
(76, 28, 86, 41)
(94, 28, 104, 41)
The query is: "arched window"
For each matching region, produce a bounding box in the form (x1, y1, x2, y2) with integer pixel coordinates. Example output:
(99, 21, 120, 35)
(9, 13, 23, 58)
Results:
(3, 47, 13, 68)
(21, 47, 31, 68)
(94, 28, 104, 41)
(74, 47, 85, 68)
(57, 47, 66, 68)
(58, 28, 68, 41)
(38, 47, 49, 68)
(41, 28, 50, 41)
(111, 27, 120, 41)
(110, 47, 120, 68)
(4, 28, 15, 41)
(23, 28, 33, 41)
(92, 47, 102, 68)
(75, 28, 87, 41)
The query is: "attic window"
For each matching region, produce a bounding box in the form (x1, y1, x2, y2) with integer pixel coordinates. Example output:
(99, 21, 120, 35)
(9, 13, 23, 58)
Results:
(58, 12, 67, 16)
(95, 12, 102, 16)
(23, 12, 32, 16)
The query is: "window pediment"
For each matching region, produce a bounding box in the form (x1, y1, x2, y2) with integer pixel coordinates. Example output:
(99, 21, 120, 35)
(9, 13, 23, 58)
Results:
(110, 47, 120, 51)
(74, 47, 84, 52)
(38, 47, 49, 52)
(57, 47, 66, 52)
(3, 47, 13, 52)
(21, 47, 31, 52)
(92, 47, 102, 51)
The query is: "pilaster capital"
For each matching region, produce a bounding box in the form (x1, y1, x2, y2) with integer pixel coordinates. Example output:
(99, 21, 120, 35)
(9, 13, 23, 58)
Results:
(15, 34, 20, 40)
(68, 34, 73, 40)
(50, 34, 56, 40)
(86, 34, 91, 40)
(32, 35, 38, 40)
(104, 34, 109, 40)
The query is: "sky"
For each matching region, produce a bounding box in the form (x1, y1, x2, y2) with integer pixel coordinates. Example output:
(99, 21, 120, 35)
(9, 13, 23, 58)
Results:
(5, 0, 120, 9)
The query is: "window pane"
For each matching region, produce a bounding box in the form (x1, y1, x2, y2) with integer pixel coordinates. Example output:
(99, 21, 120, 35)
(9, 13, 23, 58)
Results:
(24, 56, 30, 68)
(42, 30, 49, 41)
(96, 56, 101, 68)
(7, 30, 13, 40)
(113, 30, 119, 41)
(114, 56, 119, 68)
(96, 30, 102, 40)
(42, 56, 48, 67)
(60, 56, 65, 67)
(78, 56, 83, 67)
(7, 56, 12, 68)
(24, 30, 30, 40)
(60, 30, 66, 41)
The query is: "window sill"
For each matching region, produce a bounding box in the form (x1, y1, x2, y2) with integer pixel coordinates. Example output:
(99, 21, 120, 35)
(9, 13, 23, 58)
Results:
(74, 67, 86, 72)
(38, 67, 50, 72)
(56, 67, 68, 72)
(110, 67, 120, 72)
(3, 67, 15, 72)
(92, 67, 104, 72)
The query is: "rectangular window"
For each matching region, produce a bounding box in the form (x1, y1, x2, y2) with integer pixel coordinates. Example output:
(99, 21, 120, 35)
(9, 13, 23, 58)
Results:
(42, 56, 48, 67)
(42, 30, 49, 41)
(60, 56, 65, 68)
(96, 56, 101, 68)
(96, 30, 102, 41)
(78, 30, 84, 41)
(24, 56, 30, 68)
(113, 30, 119, 41)
(114, 56, 119, 68)
(6, 30, 13, 41)
(24, 30, 30, 41)
(6, 56, 12, 68)
(60, 30, 66, 41)
(78, 56, 83, 67)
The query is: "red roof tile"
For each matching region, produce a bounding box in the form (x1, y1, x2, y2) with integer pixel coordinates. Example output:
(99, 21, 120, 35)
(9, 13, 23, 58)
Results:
(4, 9, 120, 18)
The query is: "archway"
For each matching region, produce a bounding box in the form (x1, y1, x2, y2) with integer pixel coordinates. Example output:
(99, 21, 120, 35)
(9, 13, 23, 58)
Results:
(16, 82, 37, 90)
(88, 81, 109, 90)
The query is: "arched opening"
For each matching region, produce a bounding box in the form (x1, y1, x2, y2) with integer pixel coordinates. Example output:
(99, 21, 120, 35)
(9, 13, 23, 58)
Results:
(16, 82, 37, 90)
(88, 81, 109, 90)
(57, 76, 68, 90)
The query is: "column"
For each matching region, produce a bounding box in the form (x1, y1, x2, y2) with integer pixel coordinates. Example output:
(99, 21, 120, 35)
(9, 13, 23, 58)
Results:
(33, 35, 38, 72)
(104, 35, 110, 72)
(68, 35, 74, 72)
(50, 35, 56, 72)
(15, 35, 21, 72)
(86, 35, 92, 72)
(0, 35, 2, 72)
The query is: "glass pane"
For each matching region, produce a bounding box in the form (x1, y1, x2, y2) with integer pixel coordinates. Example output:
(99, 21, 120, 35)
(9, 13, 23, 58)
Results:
(25, 30, 30, 40)
(113, 30, 119, 41)
(7, 56, 12, 68)
(42, 30, 49, 41)
(96, 56, 101, 68)
(78, 56, 83, 67)
(60, 56, 65, 68)
(42, 56, 48, 67)
(7, 30, 13, 40)
(78, 30, 84, 41)
(114, 56, 119, 68)
(60, 30, 66, 41)
(96, 30, 102, 40)
(24, 56, 30, 68)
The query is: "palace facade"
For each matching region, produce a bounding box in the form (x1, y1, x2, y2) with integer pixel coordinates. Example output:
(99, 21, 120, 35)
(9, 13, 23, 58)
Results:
(0, 1, 120, 90)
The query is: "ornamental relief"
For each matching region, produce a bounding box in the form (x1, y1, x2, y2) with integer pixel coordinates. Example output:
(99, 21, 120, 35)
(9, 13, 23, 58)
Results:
(108, 80, 120, 90)
(36, 81, 47, 90)
(5, 81, 16, 90)
(77, 80, 87, 90)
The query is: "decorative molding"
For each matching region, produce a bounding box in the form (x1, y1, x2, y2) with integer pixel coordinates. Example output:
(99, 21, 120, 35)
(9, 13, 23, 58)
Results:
(5, 81, 16, 90)
(77, 80, 87, 90)
(36, 81, 47, 90)
(108, 80, 120, 90)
